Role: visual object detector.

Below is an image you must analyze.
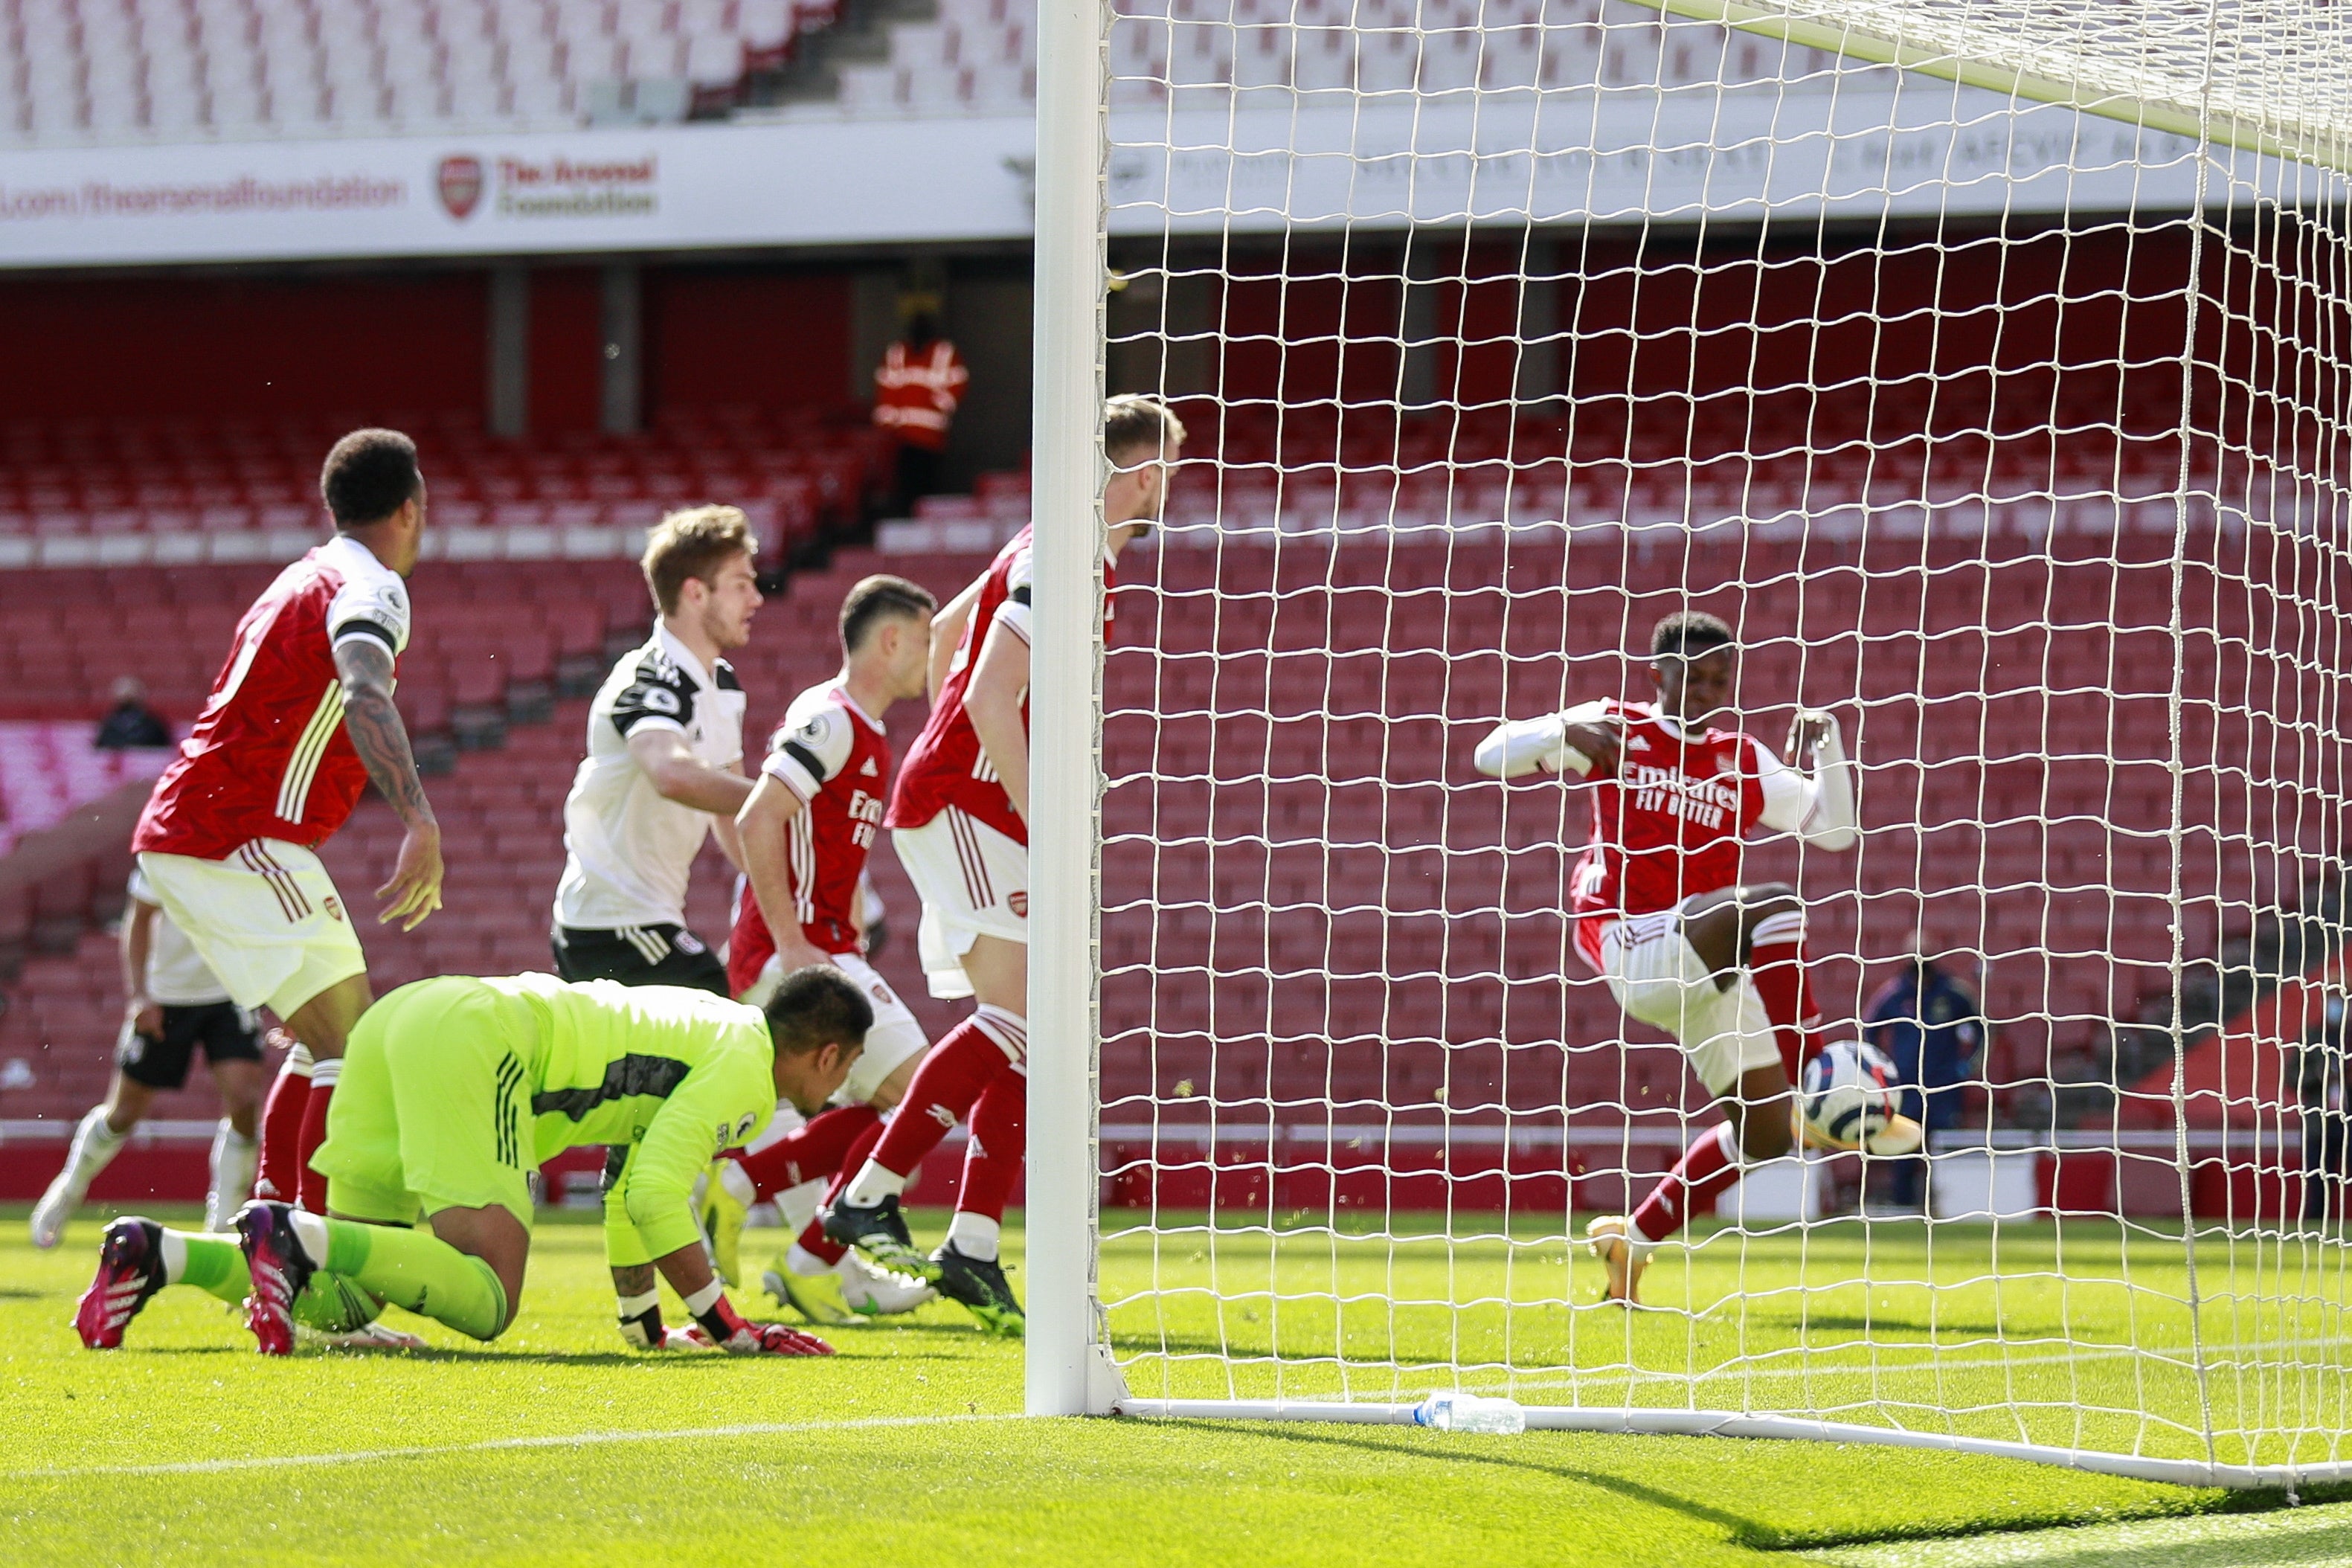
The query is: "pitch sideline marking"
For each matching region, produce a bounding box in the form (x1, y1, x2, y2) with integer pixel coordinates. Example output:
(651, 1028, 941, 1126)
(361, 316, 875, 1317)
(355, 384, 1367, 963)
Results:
(8, 1411, 1020, 1482)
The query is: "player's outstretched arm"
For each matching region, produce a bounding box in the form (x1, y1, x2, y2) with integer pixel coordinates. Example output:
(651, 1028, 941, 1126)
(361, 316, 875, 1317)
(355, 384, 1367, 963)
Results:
(1761, 710, 1859, 851)
(965, 618, 1032, 822)
(649, 1238, 832, 1355)
(626, 727, 756, 817)
(615, 1090, 835, 1355)
(332, 637, 443, 930)
(1473, 704, 1618, 780)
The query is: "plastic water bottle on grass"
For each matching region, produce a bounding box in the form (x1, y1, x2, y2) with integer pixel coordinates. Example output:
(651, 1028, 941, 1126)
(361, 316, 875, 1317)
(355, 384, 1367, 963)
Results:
(1411, 1392, 1526, 1433)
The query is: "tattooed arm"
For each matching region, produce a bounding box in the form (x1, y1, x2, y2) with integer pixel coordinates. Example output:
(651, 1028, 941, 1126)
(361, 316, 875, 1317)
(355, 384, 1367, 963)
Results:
(332, 637, 444, 931)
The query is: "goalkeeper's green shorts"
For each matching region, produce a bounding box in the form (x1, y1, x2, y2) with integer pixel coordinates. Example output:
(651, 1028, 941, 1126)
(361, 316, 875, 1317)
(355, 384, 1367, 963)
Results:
(311, 975, 540, 1232)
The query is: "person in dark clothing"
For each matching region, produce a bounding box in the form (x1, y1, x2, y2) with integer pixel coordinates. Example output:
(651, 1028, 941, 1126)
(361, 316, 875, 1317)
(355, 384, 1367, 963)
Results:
(2302, 1000, 2347, 1227)
(1863, 934, 1988, 1212)
(94, 677, 172, 750)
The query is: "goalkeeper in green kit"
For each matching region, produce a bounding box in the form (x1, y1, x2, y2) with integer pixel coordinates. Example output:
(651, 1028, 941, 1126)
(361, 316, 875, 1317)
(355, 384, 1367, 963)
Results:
(75, 965, 869, 1357)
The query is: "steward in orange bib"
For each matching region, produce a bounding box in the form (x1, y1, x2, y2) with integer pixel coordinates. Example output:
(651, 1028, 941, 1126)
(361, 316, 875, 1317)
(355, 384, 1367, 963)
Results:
(873, 312, 968, 507)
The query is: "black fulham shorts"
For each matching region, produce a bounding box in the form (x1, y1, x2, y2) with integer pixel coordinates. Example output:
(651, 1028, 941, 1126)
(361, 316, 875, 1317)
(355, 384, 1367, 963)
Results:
(550, 923, 730, 997)
(117, 1001, 264, 1090)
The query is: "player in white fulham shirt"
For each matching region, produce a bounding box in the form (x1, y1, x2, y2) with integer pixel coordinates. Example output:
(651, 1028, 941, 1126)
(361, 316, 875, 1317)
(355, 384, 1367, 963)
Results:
(34, 871, 266, 1246)
(551, 507, 762, 995)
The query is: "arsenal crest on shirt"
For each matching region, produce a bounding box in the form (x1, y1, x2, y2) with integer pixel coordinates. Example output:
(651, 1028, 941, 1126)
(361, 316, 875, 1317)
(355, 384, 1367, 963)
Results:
(437, 155, 483, 220)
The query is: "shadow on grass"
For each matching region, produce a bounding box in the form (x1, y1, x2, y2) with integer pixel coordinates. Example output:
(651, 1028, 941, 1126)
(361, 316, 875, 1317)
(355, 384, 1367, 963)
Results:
(130, 1345, 967, 1366)
(1752, 1473, 2352, 1553)
(1154, 1420, 2352, 1555)
(1784, 1314, 2010, 1336)
(1154, 1418, 1769, 1541)
(1767, 1488, 2352, 1560)
(1990, 1529, 2352, 1568)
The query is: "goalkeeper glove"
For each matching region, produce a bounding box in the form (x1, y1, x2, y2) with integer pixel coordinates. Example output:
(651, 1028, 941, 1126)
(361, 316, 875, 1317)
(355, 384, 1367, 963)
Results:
(684, 1279, 835, 1357)
(617, 1289, 710, 1351)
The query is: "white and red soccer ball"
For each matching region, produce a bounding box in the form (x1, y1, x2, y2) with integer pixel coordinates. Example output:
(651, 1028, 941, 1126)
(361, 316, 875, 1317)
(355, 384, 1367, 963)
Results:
(1800, 1039, 1903, 1151)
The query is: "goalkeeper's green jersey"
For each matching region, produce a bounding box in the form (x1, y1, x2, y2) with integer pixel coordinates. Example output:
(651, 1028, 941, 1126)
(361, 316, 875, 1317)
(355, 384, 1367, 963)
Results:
(487, 973, 777, 1265)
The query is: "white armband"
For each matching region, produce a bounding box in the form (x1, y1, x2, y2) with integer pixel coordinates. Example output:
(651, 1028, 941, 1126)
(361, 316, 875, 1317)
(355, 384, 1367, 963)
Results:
(1795, 712, 1858, 851)
(1473, 714, 1593, 780)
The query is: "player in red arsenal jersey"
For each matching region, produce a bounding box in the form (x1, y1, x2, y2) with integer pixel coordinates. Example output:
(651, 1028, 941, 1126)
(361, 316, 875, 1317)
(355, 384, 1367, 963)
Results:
(700, 574, 941, 1325)
(1476, 611, 1903, 1306)
(820, 394, 1187, 1335)
(125, 431, 443, 1220)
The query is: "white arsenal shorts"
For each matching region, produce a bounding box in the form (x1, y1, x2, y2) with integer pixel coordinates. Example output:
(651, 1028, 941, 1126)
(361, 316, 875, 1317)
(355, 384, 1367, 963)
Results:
(136, 841, 367, 1022)
(1598, 907, 1779, 1098)
(890, 808, 1027, 1000)
(738, 950, 929, 1105)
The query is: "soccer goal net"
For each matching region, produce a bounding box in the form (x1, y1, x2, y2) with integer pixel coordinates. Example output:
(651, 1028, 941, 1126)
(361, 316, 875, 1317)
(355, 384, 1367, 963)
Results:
(1023, 0, 2352, 1488)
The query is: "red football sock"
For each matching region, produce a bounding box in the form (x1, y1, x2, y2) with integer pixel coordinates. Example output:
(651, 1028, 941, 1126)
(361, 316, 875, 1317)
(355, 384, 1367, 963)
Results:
(800, 1116, 891, 1267)
(954, 1067, 1028, 1223)
(866, 1009, 1023, 1180)
(293, 1056, 340, 1214)
(736, 1105, 882, 1201)
(1749, 910, 1822, 1083)
(253, 1046, 313, 1207)
(1630, 1122, 1741, 1245)
(794, 1218, 849, 1268)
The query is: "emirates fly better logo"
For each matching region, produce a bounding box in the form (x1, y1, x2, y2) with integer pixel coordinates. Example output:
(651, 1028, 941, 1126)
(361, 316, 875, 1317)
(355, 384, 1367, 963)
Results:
(436, 155, 483, 220)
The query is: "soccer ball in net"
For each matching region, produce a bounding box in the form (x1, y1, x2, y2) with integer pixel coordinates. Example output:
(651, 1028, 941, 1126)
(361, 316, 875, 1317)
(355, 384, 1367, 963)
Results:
(1799, 1041, 1911, 1154)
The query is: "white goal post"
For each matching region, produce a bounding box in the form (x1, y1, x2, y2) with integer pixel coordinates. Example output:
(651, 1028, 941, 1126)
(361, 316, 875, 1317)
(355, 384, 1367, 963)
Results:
(1026, 0, 2352, 1491)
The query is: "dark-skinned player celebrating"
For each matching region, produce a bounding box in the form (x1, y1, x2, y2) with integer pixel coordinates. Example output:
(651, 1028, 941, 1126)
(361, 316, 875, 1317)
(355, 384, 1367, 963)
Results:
(1475, 611, 1915, 1306)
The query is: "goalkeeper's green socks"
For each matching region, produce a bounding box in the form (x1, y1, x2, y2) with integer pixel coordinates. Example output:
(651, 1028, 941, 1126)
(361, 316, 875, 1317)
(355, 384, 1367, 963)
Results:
(159, 1227, 384, 1334)
(164, 1228, 248, 1305)
(302, 1214, 510, 1341)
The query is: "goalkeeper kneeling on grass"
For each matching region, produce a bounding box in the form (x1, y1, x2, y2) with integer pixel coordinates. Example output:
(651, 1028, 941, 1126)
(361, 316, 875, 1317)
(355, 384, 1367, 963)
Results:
(77, 966, 868, 1357)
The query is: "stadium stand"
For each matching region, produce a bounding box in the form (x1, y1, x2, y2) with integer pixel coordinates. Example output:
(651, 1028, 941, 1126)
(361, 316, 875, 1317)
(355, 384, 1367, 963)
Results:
(0, 0, 823, 142)
(0, 0, 1856, 141)
(0, 408, 887, 562)
(823, 0, 1841, 117)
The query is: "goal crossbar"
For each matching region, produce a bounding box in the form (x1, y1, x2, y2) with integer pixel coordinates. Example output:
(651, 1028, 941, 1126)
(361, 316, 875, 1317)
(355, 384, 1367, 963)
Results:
(1625, 0, 2352, 171)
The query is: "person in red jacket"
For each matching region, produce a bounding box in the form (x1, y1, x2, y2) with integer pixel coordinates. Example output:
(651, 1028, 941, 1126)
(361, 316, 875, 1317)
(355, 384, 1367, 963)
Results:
(873, 310, 968, 510)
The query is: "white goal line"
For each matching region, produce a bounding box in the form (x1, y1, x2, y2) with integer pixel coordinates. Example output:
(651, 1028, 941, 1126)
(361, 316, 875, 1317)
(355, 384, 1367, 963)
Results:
(7, 1412, 1015, 1482)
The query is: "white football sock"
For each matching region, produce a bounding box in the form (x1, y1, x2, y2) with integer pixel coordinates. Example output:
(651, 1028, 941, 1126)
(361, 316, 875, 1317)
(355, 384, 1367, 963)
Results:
(206, 1121, 258, 1233)
(785, 1241, 832, 1278)
(742, 1103, 805, 1156)
(776, 1177, 826, 1236)
(287, 1209, 333, 1270)
(158, 1228, 188, 1284)
(946, 1212, 1000, 1262)
(717, 1160, 756, 1206)
(842, 1162, 908, 1208)
(60, 1107, 128, 1202)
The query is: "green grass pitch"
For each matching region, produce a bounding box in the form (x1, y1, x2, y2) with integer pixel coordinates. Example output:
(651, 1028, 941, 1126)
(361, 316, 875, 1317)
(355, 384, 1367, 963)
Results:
(1, 1204, 2336, 1565)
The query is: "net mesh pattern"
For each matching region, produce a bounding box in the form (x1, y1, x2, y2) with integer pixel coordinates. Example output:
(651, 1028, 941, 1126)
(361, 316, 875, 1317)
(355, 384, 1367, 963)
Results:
(1087, 0, 2352, 1470)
